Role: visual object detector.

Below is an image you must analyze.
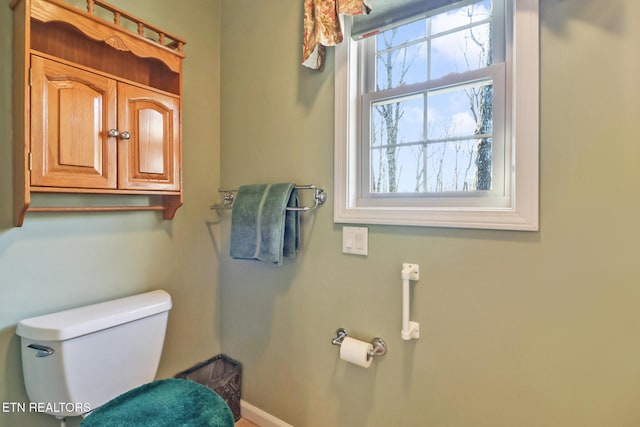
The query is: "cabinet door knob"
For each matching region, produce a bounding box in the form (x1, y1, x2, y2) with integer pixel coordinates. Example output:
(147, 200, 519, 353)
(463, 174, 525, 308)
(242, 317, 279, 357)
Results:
(120, 131, 131, 140)
(108, 129, 119, 137)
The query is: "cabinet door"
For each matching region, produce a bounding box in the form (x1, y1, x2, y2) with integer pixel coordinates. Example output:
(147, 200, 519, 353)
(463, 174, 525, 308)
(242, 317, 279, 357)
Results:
(117, 83, 181, 191)
(31, 56, 117, 189)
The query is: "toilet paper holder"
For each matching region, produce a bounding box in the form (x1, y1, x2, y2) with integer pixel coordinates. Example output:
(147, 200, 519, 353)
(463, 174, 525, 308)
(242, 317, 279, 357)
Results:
(331, 328, 387, 360)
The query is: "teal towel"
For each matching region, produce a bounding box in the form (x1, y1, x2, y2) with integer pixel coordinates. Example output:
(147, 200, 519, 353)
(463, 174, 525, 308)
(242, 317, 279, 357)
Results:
(230, 183, 300, 266)
(80, 378, 234, 427)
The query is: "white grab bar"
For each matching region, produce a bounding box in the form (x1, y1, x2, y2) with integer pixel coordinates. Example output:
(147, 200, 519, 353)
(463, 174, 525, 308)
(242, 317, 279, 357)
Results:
(401, 263, 420, 341)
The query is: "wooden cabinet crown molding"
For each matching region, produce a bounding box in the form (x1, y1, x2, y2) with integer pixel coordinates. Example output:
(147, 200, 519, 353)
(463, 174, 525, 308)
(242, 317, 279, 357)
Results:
(10, 0, 185, 71)
(10, 0, 186, 227)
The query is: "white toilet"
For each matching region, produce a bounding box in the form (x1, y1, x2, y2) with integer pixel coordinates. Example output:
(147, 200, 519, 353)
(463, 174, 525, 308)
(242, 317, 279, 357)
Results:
(16, 290, 173, 420)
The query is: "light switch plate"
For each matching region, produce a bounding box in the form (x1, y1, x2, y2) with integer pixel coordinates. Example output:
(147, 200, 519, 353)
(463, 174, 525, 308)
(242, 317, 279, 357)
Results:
(343, 226, 368, 256)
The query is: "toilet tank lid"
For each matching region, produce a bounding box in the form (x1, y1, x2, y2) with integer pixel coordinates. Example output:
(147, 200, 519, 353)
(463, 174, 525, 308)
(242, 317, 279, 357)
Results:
(16, 290, 172, 341)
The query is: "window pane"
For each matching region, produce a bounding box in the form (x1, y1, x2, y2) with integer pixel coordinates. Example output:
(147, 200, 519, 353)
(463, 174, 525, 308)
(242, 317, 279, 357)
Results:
(371, 144, 425, 193)
(426, 138, 492, 192)
(431, 0, 493, 35)
(427, 81, 493, 140)
(371, 95, 423, 147)
(376, 19, 427, 49)
(371, 137, 493, 194)
(376, 43, 427, 90)
(430, 23, 492, 79)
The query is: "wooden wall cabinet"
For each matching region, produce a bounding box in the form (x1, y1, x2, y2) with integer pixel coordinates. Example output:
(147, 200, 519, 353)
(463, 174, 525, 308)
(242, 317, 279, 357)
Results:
(10, 0, 186, 226)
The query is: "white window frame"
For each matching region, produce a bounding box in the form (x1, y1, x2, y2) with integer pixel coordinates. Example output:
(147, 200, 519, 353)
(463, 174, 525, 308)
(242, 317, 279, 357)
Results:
(334, 0, 539, 231)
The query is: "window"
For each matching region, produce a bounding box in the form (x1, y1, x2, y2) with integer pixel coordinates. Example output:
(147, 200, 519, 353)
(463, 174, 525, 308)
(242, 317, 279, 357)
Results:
(334, 0, 539, 230)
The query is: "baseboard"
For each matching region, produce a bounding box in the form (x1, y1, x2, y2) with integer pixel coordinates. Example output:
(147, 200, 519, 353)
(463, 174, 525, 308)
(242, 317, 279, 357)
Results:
(240, 400, 294, 427)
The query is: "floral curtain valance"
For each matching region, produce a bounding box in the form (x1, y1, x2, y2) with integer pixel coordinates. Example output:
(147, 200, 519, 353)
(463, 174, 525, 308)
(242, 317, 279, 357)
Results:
(302, 0, 370, 71)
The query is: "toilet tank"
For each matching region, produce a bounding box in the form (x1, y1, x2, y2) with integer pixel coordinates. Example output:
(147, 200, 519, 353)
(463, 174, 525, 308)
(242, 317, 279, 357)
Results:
(16, 290, 172, 417)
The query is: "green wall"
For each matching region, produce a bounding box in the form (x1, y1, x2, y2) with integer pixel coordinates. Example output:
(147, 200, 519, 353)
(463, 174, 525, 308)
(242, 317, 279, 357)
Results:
(220, 1, 640, 426)
(0, 1, 221, 426)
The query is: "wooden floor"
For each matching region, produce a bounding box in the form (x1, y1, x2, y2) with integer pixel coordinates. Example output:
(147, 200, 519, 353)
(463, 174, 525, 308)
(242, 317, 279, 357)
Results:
(236, 418, 259, 427)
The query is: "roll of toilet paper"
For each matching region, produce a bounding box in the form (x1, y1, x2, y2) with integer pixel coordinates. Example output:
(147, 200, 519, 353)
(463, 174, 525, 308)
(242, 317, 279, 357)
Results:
(340, 337, 373, 368)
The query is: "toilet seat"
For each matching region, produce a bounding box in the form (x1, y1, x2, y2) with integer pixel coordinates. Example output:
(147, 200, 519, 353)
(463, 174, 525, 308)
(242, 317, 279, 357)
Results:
(80, 378, 235, 427)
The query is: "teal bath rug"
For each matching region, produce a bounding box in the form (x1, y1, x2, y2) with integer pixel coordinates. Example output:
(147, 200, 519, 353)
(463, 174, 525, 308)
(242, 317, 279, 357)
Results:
(81, 378, 234, 427)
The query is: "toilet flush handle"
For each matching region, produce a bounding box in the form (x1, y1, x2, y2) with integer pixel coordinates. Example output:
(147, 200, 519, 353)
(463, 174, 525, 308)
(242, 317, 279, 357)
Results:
(27, 344, 54, 357)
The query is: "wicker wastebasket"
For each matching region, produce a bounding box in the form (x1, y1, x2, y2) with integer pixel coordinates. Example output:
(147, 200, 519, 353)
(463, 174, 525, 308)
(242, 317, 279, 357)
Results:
(175, 354, 242, 421)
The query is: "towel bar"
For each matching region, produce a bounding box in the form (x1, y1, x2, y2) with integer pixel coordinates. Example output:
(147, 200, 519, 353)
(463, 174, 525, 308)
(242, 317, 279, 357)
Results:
(211, 184, 326, 212)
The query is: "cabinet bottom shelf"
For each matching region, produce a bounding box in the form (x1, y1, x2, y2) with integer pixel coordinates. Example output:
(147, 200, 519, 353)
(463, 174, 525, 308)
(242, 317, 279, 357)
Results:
(14, 192, 182, 226)
(26, 205, 167, 212)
